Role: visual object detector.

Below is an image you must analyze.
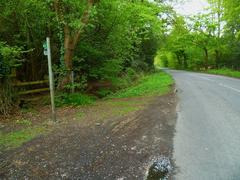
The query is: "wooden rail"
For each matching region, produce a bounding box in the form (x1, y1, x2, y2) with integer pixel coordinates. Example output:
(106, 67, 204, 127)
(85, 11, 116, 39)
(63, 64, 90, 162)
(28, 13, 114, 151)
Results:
(13, 80, 49, 95)
(14, 80, 48, 87)
(18, 88, 50, 95)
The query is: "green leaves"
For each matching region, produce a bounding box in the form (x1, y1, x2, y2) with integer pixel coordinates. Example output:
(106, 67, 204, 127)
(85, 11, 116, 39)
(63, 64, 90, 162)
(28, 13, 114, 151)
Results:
(1, 0, 174, 88)
(72, 0, 169, 82)
(0, 42, 23, 77)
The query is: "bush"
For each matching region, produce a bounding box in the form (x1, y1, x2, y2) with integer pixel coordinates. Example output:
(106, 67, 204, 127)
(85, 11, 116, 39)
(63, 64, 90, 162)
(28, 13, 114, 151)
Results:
(0, 79, 17, 115)
(111, 68, 141, 89)
(55, 93, 96, 107)
(0, 42, 22, 77)
(0, 42, 22, 115)
(97, 89, 113, 98)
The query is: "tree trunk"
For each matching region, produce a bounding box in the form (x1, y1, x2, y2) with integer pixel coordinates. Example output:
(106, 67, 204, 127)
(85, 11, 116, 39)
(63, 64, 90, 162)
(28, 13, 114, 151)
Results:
(175, 53, 181, 69)
(58, 26, 74, 88)
(55, 0, 95, 89)
(215, 49, 220, 69)
(203, 47, 208, 69)
(183, 52, 188, 69)
(217, 0, 222, 38)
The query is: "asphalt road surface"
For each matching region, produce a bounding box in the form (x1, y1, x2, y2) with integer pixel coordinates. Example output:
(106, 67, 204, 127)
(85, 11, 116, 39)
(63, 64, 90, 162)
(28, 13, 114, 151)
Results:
(167, 70, 240, 180)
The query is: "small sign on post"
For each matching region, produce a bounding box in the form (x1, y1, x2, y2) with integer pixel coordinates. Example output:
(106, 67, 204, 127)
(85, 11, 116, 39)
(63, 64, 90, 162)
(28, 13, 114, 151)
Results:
(44, 37, 56, 122)
(43, 42, 48, 56)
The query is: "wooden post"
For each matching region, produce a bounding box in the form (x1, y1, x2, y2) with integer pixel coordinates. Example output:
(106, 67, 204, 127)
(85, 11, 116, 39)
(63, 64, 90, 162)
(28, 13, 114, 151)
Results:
(46, 37, 56, 121)
(71, 70, 75, 93)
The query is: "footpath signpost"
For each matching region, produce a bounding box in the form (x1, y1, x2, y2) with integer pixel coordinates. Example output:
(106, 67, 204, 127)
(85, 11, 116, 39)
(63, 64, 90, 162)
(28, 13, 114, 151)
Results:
(43, 37, 56, 122)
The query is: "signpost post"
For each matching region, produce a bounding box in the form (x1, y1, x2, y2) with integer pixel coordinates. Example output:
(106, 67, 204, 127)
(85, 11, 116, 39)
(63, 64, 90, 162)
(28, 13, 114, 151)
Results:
(44, 37, 56, 122)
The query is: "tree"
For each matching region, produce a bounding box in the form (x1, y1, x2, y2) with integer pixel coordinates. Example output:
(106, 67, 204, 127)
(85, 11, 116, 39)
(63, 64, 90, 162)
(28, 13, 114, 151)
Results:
(53, 0, 98, 87)
(222, 0, 240, 69)
(0, 0, 53, 81)
(165, 16, 191, 69)
(0, 42, 22, 114)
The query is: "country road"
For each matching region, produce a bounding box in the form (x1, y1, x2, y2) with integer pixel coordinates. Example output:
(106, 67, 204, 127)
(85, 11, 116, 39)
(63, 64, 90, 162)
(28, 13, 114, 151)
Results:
(168, 70, 240, 180)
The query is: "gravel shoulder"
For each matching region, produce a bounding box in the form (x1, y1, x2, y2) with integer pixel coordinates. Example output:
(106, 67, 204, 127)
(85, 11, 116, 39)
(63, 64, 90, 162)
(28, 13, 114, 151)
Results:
(0, 92, 177, 179)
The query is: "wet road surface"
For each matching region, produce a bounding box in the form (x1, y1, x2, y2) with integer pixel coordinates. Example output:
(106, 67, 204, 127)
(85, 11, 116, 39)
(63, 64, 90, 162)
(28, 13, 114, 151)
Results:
(168, 70, 240, 180)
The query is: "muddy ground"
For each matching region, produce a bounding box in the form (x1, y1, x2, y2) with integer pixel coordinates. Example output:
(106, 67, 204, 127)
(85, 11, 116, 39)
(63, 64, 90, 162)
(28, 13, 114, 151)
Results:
(0, 93, 177, 180)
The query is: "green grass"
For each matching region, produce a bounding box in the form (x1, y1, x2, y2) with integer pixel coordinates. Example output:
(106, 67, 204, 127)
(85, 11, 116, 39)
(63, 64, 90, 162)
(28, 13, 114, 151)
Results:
(20, 108, 38, 114)
(96, 101, 142, 121)
(105, 100, 141, 106)
(108, 71, 174, 98)
(206, 68, 240, 78)
(0, 126, 46, 150)
(75, 112, 86, 120)
(55, 93, 96, 107)
(16, 119, 32, 126)
(111, 106, 140, 116)
(1, 71, 174, 150)
(105, 100, 143, 116)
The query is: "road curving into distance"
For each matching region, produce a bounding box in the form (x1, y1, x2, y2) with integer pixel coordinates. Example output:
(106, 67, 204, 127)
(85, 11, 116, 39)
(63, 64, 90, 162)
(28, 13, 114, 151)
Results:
(167, 70, 240, 180)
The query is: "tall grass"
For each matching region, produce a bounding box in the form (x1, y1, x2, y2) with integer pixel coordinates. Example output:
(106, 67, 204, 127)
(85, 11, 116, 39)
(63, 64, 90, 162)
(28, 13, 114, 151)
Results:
(206, 68, 240, 78)
(108, 71, 174, 98)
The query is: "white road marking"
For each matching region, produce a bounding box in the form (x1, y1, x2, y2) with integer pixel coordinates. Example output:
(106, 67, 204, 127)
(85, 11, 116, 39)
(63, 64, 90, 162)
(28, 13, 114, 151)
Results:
(188, 74, 215, 82)
(197, 76, 215, 82)
(188, 73, 240, 94)
(218, 83, 240, 94)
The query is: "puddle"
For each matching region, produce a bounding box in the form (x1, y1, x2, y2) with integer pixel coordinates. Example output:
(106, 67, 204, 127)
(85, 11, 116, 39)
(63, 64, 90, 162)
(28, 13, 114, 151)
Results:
(146, 156, 172, 180)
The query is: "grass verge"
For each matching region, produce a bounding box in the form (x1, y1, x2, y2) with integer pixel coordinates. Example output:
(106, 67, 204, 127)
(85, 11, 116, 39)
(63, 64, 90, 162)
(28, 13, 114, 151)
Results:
(206, 68, 240, 78)
(0, 126, 47, 150)
(55, 93, 96, 107)
(1, 71, 174, 151)
(108, 71, 174, 98)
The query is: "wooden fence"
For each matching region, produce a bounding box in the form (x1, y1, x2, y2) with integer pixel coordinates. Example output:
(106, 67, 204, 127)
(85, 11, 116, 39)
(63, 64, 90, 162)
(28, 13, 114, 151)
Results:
(14, 80, 49, 95)
(10, 68, 49, 96)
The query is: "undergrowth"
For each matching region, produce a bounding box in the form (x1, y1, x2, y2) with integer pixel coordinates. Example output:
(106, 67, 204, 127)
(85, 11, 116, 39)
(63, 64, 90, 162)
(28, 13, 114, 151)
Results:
(108, 71, 174, 98)
(55, 93, 96, 107)
(1, 71, 174, 150)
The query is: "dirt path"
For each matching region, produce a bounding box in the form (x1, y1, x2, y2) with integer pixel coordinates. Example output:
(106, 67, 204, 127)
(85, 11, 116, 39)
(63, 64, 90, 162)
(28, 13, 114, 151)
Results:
(0, 93, 177, 179)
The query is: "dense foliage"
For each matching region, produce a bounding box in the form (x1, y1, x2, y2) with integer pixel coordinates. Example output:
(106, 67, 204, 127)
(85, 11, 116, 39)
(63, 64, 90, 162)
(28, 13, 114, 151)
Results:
(156, 0, 240, 70)
(0, 0, 173, 114)
(0, 0, 169, 82)
(0, 43, 23, 114)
